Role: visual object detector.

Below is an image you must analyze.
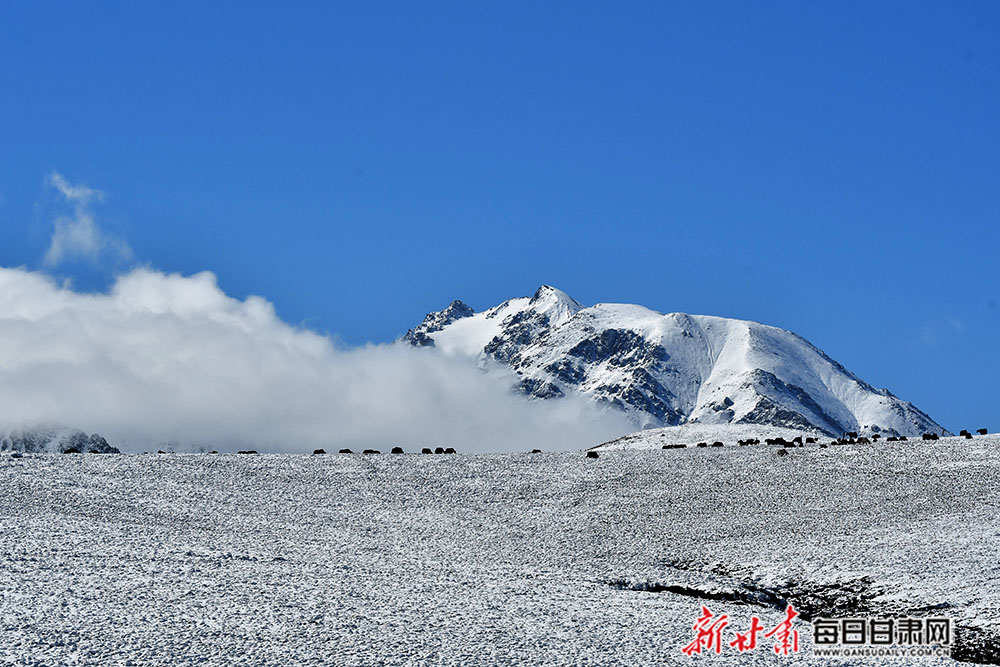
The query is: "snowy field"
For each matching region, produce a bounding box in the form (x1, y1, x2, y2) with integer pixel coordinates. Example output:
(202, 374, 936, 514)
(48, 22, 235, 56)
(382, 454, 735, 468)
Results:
(2, 436, 999, 665)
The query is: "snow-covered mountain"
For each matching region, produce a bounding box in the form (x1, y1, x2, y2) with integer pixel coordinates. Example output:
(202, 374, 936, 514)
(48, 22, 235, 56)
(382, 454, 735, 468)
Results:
(0, 424, 119, 454)
(404, 286, 947, 437)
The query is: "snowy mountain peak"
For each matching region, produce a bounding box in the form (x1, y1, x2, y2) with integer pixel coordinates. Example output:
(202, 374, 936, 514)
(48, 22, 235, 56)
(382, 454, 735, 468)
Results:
(403, 299, 475, 347)
(403, 288, 947, 437)
(0, 423, 119, 453)
(528, 285, 583, 321)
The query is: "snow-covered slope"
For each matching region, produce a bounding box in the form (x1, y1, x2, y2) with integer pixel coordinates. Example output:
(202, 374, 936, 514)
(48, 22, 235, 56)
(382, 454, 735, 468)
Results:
(404, 286, 946, 437)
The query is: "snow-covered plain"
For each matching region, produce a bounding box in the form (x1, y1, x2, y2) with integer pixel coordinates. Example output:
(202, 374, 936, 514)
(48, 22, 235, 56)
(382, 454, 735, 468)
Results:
(2, 436, 998, 665)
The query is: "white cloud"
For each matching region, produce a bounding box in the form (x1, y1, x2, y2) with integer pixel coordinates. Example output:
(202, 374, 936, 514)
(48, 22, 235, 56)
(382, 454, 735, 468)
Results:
(43, 173, 132, 267)
(0, 266, 632, 452)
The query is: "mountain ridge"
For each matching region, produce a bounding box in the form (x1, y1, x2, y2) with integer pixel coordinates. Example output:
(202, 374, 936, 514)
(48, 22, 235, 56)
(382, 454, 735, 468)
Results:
(404, 286, 947, 437)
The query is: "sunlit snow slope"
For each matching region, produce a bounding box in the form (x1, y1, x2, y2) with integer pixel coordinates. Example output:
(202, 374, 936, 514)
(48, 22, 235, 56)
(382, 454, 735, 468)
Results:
(405, 286, 945, 437)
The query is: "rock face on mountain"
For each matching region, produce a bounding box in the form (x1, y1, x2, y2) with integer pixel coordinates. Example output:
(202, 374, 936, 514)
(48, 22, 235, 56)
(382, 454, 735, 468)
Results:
(404, 286, 947, 437)
(0, 425, 119, 453)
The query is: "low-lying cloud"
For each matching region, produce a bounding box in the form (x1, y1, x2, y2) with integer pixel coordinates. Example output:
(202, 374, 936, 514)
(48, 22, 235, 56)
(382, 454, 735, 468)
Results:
(0, 266, 632, 452)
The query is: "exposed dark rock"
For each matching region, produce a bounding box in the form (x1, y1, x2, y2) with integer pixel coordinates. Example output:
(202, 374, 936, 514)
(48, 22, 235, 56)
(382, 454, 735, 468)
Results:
(403, 300, 475, 347)
(515, 377, 564, 399)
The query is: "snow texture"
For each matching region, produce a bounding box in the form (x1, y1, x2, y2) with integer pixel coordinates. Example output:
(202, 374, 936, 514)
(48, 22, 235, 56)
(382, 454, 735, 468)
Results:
(406, 286, 946, 437)
(1, 434, 997, 665)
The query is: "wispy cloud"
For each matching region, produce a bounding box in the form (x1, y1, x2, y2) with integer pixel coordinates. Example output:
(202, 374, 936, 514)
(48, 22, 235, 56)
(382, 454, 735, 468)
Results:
(43, 172, 132, 267)
(920, 316, 966, 346)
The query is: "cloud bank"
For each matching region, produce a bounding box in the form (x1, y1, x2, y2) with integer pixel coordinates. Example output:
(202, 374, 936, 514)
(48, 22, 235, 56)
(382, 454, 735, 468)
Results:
(0, 266, 632, 452)
(43, 173, 132, 267)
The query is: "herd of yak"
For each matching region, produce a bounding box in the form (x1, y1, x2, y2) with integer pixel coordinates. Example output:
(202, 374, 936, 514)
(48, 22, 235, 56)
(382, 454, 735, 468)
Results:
(58, 427, 991, 458)
(584, 427, 990, 459)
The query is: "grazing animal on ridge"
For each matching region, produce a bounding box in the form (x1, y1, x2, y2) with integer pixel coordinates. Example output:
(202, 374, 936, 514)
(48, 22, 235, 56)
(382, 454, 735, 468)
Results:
(977, 428, 988, 435)
(586, 451, 599, 459)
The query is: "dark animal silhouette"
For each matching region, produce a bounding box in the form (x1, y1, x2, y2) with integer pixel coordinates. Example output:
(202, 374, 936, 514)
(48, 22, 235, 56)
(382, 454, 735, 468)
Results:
(391, 447, 405, 454)
(846, 431, 858, 439)
(237, 450, 257, 455)
(530, 449, 543, 453)
(209, 450, 218, 454)
(157, 450, 167, 454)
(711, 441, 723, 447)
(964, 433, 973, 439)
(820, 443, 828, 448)
(696, 442, 708, 448)
(871, 434, 880, 441)
(886, 437, 898, 442)
(792, 436, 803, 446)
(775, 449, 789, 457)
(339, 448, 353, 454)
(921, 433, 939, 441)
(586, 451, 599, 459)
(805, 437, 817, 444)
(977, 428, 988, 435)
(434, 447, 445, 454)
(444, 447, 456, 454)
(362, 449, 380, 455)
(899, 436, 908, 441)
(313, 449, 326, 455)
(960, 430, 971, 437)
(421, 448, 433, 454)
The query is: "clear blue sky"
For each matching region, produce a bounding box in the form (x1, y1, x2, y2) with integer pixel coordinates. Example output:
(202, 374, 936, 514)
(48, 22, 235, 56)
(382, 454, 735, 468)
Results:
(0, 1, 997, 431)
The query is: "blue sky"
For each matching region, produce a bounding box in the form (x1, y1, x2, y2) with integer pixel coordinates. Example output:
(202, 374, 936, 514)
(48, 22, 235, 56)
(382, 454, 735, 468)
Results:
(0, 1, 997, 431)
